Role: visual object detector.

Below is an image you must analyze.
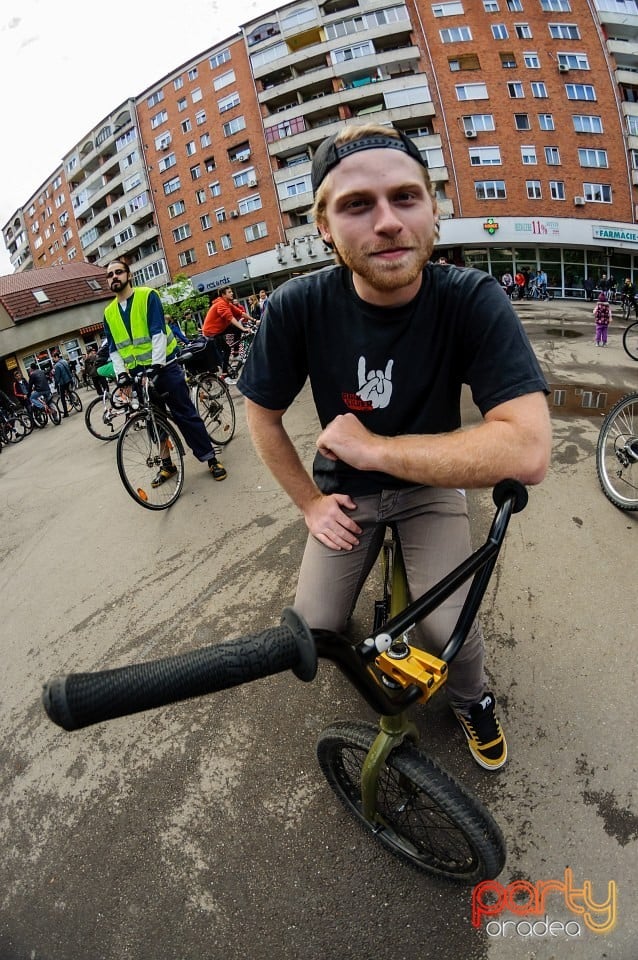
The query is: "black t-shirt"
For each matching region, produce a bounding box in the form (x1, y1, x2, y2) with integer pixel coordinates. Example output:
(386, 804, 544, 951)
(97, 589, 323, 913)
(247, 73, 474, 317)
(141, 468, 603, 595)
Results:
(238, 264, 548, 496)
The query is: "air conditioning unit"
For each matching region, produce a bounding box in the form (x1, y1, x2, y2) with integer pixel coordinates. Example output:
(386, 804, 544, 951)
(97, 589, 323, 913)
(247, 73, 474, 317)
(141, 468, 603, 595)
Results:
(465, 130, 477, 139)
(574, 196, 586, 206)
(247, 177, 257, 188)
(558, 63, 569, 73)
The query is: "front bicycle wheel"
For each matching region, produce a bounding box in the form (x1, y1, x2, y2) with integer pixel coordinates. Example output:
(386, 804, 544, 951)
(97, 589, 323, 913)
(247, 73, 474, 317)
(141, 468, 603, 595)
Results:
(85, 396, 128, 441)
(317, 721, 506, 883)
(32, 406, 48, 429)
(4, 416, 27, 443)
(596, 393, 638, 511)
(194, 374, 235, 445)
(48, 403, 62, 425)
(116, 411, 185, 510)
(622, 322, 638, 362)
(68, 390, 83, 413)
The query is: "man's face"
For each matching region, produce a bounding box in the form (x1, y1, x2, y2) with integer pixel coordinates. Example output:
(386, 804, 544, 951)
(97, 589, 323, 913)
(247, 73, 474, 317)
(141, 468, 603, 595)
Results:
(106, 262, 130, 294)
(318, 149, 437, 304)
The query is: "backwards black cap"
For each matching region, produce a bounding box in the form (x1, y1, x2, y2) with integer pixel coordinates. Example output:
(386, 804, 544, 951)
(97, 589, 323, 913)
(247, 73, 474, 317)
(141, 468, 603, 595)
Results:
(311, 128, 427, 193)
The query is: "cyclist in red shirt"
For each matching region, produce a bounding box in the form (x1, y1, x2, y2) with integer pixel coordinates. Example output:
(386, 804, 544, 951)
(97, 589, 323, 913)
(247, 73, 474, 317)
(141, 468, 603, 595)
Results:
(202, 287, 252, 381)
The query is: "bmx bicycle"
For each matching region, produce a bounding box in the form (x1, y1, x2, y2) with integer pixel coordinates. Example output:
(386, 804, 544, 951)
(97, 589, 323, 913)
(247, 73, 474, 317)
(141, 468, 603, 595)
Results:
(42, 480, 527, 882)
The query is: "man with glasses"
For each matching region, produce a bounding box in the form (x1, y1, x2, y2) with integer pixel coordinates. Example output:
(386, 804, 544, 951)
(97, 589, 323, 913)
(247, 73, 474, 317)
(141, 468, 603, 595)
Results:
(103, 258, 227, 486)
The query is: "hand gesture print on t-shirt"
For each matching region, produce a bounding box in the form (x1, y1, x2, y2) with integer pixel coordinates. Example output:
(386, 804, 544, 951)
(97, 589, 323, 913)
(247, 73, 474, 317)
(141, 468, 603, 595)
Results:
(356, 356, 394, 409)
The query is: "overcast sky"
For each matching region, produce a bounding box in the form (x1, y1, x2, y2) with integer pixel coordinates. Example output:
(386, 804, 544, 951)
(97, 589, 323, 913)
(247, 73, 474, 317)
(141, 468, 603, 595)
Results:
(0, 0, 278, 275)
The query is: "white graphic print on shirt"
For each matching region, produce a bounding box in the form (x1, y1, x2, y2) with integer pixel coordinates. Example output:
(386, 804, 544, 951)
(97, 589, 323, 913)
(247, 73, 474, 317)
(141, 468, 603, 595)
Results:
(348, 355, 394, 411)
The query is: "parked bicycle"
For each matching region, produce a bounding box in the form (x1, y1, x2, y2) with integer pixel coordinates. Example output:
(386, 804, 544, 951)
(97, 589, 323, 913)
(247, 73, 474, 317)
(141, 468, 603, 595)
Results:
(54, 386, 83, 416)
(620, 293, 638, 324)
(0, 410, 30, 443)
(43, 480, 527, 882)
(596, 393, 638, 511)
(622, 320, 638, 362)
(31, 393, 62, 427)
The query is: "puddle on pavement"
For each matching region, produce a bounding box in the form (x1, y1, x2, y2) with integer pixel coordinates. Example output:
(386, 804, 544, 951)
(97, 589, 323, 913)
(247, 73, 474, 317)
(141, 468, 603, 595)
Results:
(545, 328, 583, 338)
(547, 383, 627, 418)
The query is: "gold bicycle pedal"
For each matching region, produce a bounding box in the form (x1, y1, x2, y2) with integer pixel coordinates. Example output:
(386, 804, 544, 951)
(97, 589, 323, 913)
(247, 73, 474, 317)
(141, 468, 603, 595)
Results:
(375, 647, 448, 703)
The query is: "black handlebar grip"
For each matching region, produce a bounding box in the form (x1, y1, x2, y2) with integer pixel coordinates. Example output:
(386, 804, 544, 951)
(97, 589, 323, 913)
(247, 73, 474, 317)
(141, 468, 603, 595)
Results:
(42, 608, 316, 732)
(492, 479, 528, 513)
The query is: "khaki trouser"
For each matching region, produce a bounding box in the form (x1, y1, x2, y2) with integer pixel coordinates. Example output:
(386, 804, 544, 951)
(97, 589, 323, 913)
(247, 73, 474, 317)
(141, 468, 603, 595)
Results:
(294, 486, 486, 710)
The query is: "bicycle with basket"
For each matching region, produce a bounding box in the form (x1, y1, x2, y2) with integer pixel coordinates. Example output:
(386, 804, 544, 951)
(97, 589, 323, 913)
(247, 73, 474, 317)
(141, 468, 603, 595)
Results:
(43, 479, 527, 883)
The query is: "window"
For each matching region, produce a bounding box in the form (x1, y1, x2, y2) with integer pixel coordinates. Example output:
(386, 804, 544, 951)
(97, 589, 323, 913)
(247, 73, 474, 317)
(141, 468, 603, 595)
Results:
(538, 113, 555, 130)
(573, 115, 603, 134)
(174, 76, 184, 90)
(190, 164, 202, 181)
(583, 183, 611, 203)
(185, 141, 197, 158)
(265, 116, 306, 141)
(177, 98, 188, 112)
(167, 200, 186, 218)
(627, 116, 638, 136)
(215, 208, 226, 222)
(507, 82, 525, 98)
(331, 40, 374, 63)
(549, 23, 579, 39)
(440, 27, 472, 42)
(151, 110, 168, 129)
(507, 0, 522, 8)
(206, 239, 218, 256)
(172, 224, 192, 242)
(195, 110, 207, 125)
(514, 113, 531, 130)
(463, 114, 495, 132)
(500, 51, 517, 67)
(541, 0, 571, 9)
(550, 180, 565, 199)
(181, 118, 192, 133)
(155, 132, 172, 150)
(188, 67, 198, 80)
(475, 180, 506, 199)
(221, 234, 232, 250)
(195, 189, 207, 204)
(531, 82, 548, 98)
(432, 1, 464, 13)
(158, 153, 177, 172)
(222, 116, 246, 137)
(578, 148, 608, 168)
(521, 145, 537, 164)
(147, 89, 164, 107)
(238, 195, 263, 215)
(209, 48, 231, 69)
(233, 168, 257, 187)
(456, 82, 488, 100)
(163, 176, 181, 195)
(218, 92, 240, 113)
(557, 52, 590, 70)
(209, 181, 222, 197)
(244, 222, 268, 242)
(526, 180, 542, 198)
(178, 248, 197, 267)
(566, 84, 596, 101)
(469, 146, 502, 165)
(214, 69, 236, 91)
(515, 24, 532, 39)
(281, 176, 312, 197)
(449, 54, 481, 71)
(524, 53, 540, 68)
(200, 132, 212, 147)
(205, 156, 216, 173)
(191, 88, 203, 103)
(492, 24, 508, 39)
(545, 146, 561, 164)
(483, 1, 499, 10)
(200, 214, 212, 230)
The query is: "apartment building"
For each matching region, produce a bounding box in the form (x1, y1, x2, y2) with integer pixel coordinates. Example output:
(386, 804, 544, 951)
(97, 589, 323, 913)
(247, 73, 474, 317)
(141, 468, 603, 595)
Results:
(2, 0, 637, 301)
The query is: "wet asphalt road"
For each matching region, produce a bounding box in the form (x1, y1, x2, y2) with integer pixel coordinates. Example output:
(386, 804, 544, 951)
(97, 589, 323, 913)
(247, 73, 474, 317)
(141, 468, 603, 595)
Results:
(1, 298, 636, 960)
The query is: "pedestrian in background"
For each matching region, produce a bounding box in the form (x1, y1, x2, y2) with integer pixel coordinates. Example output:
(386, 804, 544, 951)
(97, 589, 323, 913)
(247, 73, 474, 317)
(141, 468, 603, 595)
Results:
(593, 293, 611, 347)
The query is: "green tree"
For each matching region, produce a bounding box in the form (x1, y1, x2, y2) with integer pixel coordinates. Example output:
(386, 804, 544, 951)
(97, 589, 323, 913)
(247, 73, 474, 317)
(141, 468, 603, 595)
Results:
(159, 274, 209, 324)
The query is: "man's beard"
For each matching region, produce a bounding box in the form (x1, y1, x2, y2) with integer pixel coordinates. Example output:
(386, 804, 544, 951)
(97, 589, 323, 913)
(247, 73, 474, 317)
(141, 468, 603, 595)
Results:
(332, 236, 434, 293)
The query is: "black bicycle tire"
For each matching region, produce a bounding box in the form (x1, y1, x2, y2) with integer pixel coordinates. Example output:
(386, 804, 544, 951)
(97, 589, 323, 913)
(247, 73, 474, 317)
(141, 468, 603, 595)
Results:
(622, 322, 638, 362)
(116, 412, 185, 510)
(68, 390, 83, 412)
(194, 374, 236, 445)
(317, 720, 505, 883)
(84, 395, 125, 441)
(48, 403, 62, 425)
(4, 416, 26, 443)
(596, 393, 638, 511)
(32, 406, 48, 429)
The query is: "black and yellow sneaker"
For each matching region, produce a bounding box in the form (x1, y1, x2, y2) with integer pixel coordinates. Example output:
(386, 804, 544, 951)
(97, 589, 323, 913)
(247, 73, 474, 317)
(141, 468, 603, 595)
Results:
(151, 463, 178, 487)
(452, 692, 507, 771)
(208, 458, 227, 481)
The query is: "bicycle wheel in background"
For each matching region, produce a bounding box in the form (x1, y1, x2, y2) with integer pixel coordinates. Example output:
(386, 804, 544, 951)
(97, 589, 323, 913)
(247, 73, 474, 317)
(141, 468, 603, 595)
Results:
(68, 390, 83, 413)
(32, 406, 48, 429)
(194, 374, 236, 445)
(116, 411, 185, 510)
(317, 721, 506, 883)
(596, 393, 638, 511)
(622, 322, 638, 362)
(3, 416, 28, 443)
(48, 403, 62, 426)
(84, 396, 128, 441)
